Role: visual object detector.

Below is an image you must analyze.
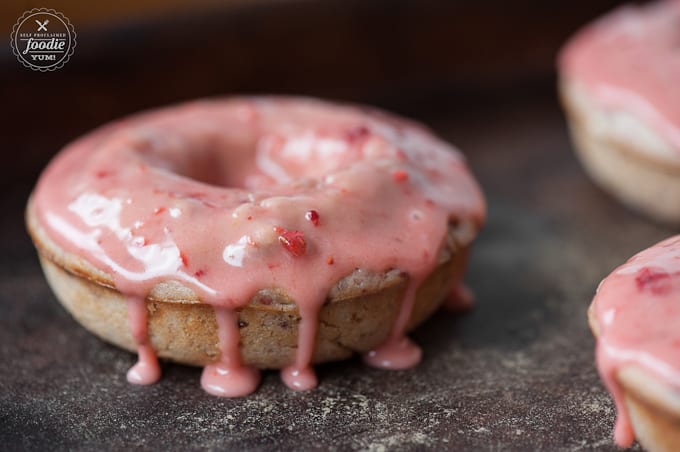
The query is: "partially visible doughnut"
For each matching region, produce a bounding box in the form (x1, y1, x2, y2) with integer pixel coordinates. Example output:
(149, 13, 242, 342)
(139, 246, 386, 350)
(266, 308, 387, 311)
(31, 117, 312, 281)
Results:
(589, 236, 680, 451)
(558, 0, 680, 224)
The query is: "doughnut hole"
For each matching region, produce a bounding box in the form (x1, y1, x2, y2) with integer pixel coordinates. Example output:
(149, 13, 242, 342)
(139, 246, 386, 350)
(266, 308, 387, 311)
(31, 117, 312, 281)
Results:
(132, 120, 375, 192)
(132, 125, 268, 189)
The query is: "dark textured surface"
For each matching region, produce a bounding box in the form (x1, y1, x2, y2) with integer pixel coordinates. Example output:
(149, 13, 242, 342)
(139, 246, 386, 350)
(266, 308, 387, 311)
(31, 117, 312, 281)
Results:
(1, 0, 626, 187)
(1, 93, 671, 451)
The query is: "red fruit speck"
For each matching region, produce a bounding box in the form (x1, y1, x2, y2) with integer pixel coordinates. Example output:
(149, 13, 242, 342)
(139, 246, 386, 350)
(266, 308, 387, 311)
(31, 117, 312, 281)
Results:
(247, 215, 253, 221)
(305, 210, 320, 226)
(393, 170, 409, 182)
(153, 206, 166, 215)
(259, 295, 272, 305)
(276, 227, 306, 257)
(345, 126, 370, 142)
(635, 267, 671, 295)
(95, 170, 111, 178)
(194, 269, 205, 278)
(180, 252, 189, 267)
(326, 256, 335, 265)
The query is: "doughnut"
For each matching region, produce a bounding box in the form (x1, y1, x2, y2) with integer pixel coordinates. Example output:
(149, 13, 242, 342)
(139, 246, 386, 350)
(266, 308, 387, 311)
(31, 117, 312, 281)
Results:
(589, 236, 680, 450)
(26, 97, 485, 397)
(558, 0, 680, 224)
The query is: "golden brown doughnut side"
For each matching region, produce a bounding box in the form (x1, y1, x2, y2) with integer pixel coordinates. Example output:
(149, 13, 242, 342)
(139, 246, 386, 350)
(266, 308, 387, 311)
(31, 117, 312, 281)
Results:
(588, 304, 680, 452)
(559, 80, 680, 225)
(28, 198, 470, 369)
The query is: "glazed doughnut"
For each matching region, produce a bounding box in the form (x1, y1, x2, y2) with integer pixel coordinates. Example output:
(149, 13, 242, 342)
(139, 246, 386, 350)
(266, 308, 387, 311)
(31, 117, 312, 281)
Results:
(589, 236, 680, 451)
(558, 0, 680, 224)
(27, 97, 485, 397)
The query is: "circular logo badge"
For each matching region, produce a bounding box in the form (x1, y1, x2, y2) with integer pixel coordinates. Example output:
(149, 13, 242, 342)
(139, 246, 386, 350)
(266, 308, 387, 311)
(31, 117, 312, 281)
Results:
(11, 9, 76, 72)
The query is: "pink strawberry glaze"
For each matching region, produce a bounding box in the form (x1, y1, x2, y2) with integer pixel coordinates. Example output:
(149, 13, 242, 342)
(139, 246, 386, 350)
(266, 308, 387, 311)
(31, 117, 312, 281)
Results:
(125, 295, 161, 385)
(201, 307, 261, 397)
(363, 282, 425, 369)
(281, 304, 319, 391)
(32, 97, 485, 397)
(559, 0, 680, 149)
(591, 235, 680, 447)
(444, 284, 474, 312)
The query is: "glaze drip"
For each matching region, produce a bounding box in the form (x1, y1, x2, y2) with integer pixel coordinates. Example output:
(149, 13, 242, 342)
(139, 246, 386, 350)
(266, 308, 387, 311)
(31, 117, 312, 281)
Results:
(32, 97, 485, 396)
(201, 307, 260, 397)
(281, 304, 320, 391)
(125, 295, 161, 385)
(362, 280, 424, 369)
